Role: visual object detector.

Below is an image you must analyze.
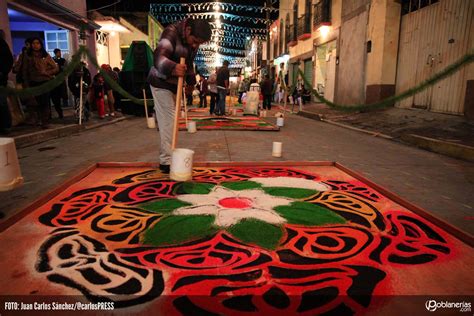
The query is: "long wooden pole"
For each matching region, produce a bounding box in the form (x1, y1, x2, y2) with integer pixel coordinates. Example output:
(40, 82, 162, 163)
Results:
(78, 74, 84, 125)
(183, 86, 188, 127)
(143, 89, 149, 123)
(171, 57, 186, 150)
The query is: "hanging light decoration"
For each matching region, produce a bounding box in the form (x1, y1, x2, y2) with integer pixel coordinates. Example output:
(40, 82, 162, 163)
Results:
(149, 1, 277, 74)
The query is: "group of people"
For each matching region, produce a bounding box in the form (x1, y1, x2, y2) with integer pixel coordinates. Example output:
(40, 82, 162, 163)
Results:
(146, 17, 314, 174)
(0, 34, 121, 134)
(184, 59, 230, 117)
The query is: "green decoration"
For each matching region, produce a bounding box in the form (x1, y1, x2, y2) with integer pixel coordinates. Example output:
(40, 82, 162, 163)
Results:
(143, 198, 192, 214)
(0, 46, 86, 97)
(173, 182, 215, 195)
(226, 219, 283, 250)
(274, 201, 346, 226)
(297, 51, 474, 112)
(144, 215, 217, 246)
(263, 187, 318, 199)
(121, 41, 154, 72)
(221, 181, 263, 191)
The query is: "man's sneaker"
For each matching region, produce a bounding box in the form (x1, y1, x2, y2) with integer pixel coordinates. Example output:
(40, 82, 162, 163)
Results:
(159, 164, 170, 174)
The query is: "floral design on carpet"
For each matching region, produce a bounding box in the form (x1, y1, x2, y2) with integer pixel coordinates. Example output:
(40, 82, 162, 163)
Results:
(36, 167, 454, 314)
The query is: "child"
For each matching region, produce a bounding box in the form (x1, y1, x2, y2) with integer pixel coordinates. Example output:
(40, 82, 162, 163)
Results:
(89, 74, 109, 119)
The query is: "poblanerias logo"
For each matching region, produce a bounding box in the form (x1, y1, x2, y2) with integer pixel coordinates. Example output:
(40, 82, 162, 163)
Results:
(425, 300, 471, 312)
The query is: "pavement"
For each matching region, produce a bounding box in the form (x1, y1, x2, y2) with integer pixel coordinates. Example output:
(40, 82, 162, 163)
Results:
(0, 106, 473, 236)
(3, 107, 129, 148)
(295, 102, 474, 162)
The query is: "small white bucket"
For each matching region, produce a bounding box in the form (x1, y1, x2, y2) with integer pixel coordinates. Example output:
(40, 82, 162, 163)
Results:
(232, 109, 237, 116)
(170, 148, 195, 181)
(187, 121, 197, 133)
(147, 116, 156, 129)
(276, 117, 284, 127)
(272, 142, 282, 157)
(0, 138, 24, 191)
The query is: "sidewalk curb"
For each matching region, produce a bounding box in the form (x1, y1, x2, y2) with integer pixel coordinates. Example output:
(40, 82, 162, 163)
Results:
(401, 134, 474, 162)
(298, 110, 474, 162)
(14, 116, 129, 149)
(297, 110, 393, 139)
(84, 116, 127, 131)
(296, 111, 323, 121)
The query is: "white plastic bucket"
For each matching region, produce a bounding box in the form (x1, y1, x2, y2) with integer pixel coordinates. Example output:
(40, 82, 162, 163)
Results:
(170, 148, 195, 181)
(147, 115, 156, 129)
(276, 117, 284, 127)
(232, 109, 237, 116)
(272, 142, 282, 157)
(0, 138, 24, 191)
(187, 121, 197, 133)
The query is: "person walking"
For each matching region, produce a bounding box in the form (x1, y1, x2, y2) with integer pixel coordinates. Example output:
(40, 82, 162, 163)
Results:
(100, 64, 116, 117)
(215, 60, 229, 116)
(237, 78, 247, 104)
(50, 48, 67, 119)
(207, 68, 218, 115)
(147, 18, 212, 173)
(22, 37, 58, 129)
(260, 75, 273, 110)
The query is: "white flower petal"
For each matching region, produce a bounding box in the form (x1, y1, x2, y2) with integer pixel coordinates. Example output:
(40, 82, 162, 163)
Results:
(173, 205, 219, 216)
(176, 186, 237, 206)
(250, 177, 330, 191)
(216, 208, 286, 227)
(177, 193, 219, 205)
(236, 189, 293, 210)
(212, 186, 236, 197)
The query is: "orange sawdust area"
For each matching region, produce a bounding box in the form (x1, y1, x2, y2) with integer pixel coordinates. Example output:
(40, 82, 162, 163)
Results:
(0, 162, 472, 315)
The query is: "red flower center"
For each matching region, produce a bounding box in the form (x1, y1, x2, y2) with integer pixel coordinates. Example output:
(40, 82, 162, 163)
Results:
(218, 197, 253, 209)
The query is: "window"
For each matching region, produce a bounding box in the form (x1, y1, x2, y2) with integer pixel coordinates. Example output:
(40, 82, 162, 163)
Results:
(401, 0, 439, 15)
(285, 13, 290, 48)
(305, 0, 312, 27)
(280, 19, 284, 55)
(44, 30, 69, 56)
(293, 1, 298, 40)
(96, 30, 109, 46)
(314, 0, 331, 28)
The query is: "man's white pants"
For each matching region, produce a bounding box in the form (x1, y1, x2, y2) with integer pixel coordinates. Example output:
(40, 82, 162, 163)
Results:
(150, 86, 175, 166)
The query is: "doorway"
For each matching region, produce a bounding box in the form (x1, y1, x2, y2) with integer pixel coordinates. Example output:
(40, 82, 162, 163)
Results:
(314, 40, 337, 102)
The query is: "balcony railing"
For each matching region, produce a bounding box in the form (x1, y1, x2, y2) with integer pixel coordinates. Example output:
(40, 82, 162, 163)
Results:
(297, 15, 311, 39)
(313, 0, 331, 29)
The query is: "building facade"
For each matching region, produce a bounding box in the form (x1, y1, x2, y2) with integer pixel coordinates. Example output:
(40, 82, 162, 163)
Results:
(1, 0, 99, 61)
(270, 0, 473, 117)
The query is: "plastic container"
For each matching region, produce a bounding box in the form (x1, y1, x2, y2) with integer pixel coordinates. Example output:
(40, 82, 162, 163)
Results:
(0, 138, 24, 191)
(272, 142, 282, 157)
(170, 148, 195, 181)
(187, 121, 197, 133)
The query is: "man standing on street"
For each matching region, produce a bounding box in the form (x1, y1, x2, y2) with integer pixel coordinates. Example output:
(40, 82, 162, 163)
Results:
(215, 60, 229, 116)
(198, 76, 208, 108)
(147, 18, 212, 173)
(50, 48, 67, 119)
